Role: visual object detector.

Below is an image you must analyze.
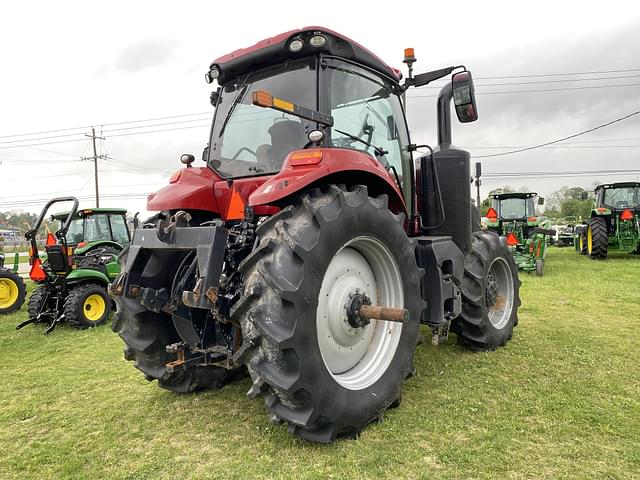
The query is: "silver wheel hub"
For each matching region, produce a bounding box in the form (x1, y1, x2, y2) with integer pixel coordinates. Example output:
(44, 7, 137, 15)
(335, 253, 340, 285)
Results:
(316, 236, 404, 391)
(486, 257, 515, 329)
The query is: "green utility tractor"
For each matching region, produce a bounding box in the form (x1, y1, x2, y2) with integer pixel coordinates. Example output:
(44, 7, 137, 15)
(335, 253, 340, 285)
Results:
(16, 197, 130, 334)
(575, 182, 640, 259)
(485, 192, 555, 276)
(0, 252, 26, 314)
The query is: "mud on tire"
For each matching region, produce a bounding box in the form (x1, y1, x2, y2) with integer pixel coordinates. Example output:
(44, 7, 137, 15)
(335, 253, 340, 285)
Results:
(231, 185, 424, 443)
(452, 231, 520, 351)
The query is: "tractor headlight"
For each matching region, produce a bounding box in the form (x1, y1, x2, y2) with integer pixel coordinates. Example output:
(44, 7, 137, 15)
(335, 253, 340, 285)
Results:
(289, 38, 304, 52)
(309, 34, 327, 47)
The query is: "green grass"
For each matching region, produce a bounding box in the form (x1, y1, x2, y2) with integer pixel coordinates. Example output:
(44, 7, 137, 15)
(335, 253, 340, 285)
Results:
(1, 248, 639, 479)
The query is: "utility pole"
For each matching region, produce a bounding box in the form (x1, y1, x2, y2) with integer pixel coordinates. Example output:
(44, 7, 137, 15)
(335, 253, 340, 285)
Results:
(83, 128, 107, 207)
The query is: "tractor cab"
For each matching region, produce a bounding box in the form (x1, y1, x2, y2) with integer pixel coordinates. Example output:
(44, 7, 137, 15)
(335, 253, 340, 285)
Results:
(157, 27, 478, 250)
(594, 182, 640, 214)
(52, 208, 130, 252)
(488, 192, 538, 222)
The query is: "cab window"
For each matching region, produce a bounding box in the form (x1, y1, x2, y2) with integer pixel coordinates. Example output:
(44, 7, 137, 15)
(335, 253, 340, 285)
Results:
(84, 214, 111, 243)
(326, 59, 410, 192)
(109, 214, 130, 246)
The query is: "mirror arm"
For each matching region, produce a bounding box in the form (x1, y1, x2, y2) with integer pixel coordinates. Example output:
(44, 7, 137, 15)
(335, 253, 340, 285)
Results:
(402, 65, 463, 90)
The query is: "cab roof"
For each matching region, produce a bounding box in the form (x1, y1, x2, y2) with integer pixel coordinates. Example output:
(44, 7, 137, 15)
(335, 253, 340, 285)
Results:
(51, 208, 127, 220)
(594, 182, 640, 191)
(210, 26, 402, 85)
(490, 192, 538, 199)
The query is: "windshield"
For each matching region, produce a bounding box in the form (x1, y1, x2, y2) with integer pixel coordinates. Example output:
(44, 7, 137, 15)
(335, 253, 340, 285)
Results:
(493, 197, 533, 219)
(207, 59, 317, 178)
(603, 187, 640, 209)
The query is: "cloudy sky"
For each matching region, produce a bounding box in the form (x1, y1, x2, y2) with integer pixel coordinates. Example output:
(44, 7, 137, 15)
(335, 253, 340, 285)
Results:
(1, 0, 639, 215)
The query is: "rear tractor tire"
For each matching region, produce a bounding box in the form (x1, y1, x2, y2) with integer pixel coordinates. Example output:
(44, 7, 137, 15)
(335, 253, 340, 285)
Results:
(112, 249, 232, 393)
(587, 217, 608, 260)
(64, 283, 111, 328)
(579, 230, 588, 255)
(0, 269, 26, 314)
(232, 185, 424, 443)
(27, 285, 49, 321)
(452, 231, 520, 351)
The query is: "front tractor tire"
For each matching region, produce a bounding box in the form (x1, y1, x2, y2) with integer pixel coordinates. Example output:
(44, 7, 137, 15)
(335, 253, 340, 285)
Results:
(452, 231, 520, 351)
(588, 217, 608, 260)
(0, 269, 26, 314)
(64, 283, 111, 328)
(232, 185, 423, 443)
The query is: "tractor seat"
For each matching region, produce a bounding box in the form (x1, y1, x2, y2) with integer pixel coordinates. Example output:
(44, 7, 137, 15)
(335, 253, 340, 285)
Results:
(616, 201, 629, 209)
(45, 244, 70, 274)
(267, 119, 306, 169)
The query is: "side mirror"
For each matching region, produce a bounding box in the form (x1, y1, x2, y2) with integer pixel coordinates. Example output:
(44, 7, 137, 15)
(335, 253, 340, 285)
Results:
(452, 71, 478, 123)
(180, 153, 195, 168)
(580, 191, 589, 200)
(537, 197, 545, 205)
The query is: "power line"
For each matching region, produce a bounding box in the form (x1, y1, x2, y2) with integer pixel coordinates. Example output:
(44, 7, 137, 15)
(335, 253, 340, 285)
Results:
(409, 82, 640, 98)
(101, 117, 210, 134)
(104, 123, 210, 138)
(0, 111, 210, 140)
(474, 67, 640, 80)
(474, 108, 640, 159)
(484, 168, 640, 179)
(420, 74, 640, 89)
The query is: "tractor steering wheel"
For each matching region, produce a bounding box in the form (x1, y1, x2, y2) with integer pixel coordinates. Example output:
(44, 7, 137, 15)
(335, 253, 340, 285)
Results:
(231, 147, 257, 160)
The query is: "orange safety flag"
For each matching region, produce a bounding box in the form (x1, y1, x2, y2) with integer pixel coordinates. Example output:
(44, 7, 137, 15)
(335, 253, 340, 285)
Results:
(29, 258, 47, 281)
(506, 232, 519, 246)
(46, 233, 57, 245)
(226, 187, 246, 220)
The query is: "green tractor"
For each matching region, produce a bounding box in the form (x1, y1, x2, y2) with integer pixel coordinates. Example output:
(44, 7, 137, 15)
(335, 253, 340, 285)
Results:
(485, 192, 555, 276)
(16, 197, 130, 334)
(0, 252, 26, 314)
(575, 182, 640, 259)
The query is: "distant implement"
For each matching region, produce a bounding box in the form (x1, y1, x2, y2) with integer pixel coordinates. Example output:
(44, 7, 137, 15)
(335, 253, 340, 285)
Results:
(485, 192, 555, 276)
(575, 182, 640, 259)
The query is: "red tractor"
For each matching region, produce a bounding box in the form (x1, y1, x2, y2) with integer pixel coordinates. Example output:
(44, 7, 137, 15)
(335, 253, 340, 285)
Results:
(112, 27, 520, 443)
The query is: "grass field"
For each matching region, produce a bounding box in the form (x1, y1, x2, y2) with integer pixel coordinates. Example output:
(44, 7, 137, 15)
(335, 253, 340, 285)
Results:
(1, 248, 638, 479)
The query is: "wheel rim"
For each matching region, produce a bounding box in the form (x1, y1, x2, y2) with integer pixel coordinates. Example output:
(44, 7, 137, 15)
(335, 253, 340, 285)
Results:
(579, 235, 584, 251)
(587, 227, 593, 253)
(485, 257, 515, 329)
(83, 293, 106, 321)
(0, 278, 19, 309)
(316, 236, 404, 391)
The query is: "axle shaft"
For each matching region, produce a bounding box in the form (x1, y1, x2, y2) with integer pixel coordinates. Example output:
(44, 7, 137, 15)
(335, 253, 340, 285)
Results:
(358, 304, 408, 323)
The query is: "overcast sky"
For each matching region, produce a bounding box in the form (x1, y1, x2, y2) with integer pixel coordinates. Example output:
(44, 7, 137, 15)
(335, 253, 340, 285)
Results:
(1, 0, 640, 216)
